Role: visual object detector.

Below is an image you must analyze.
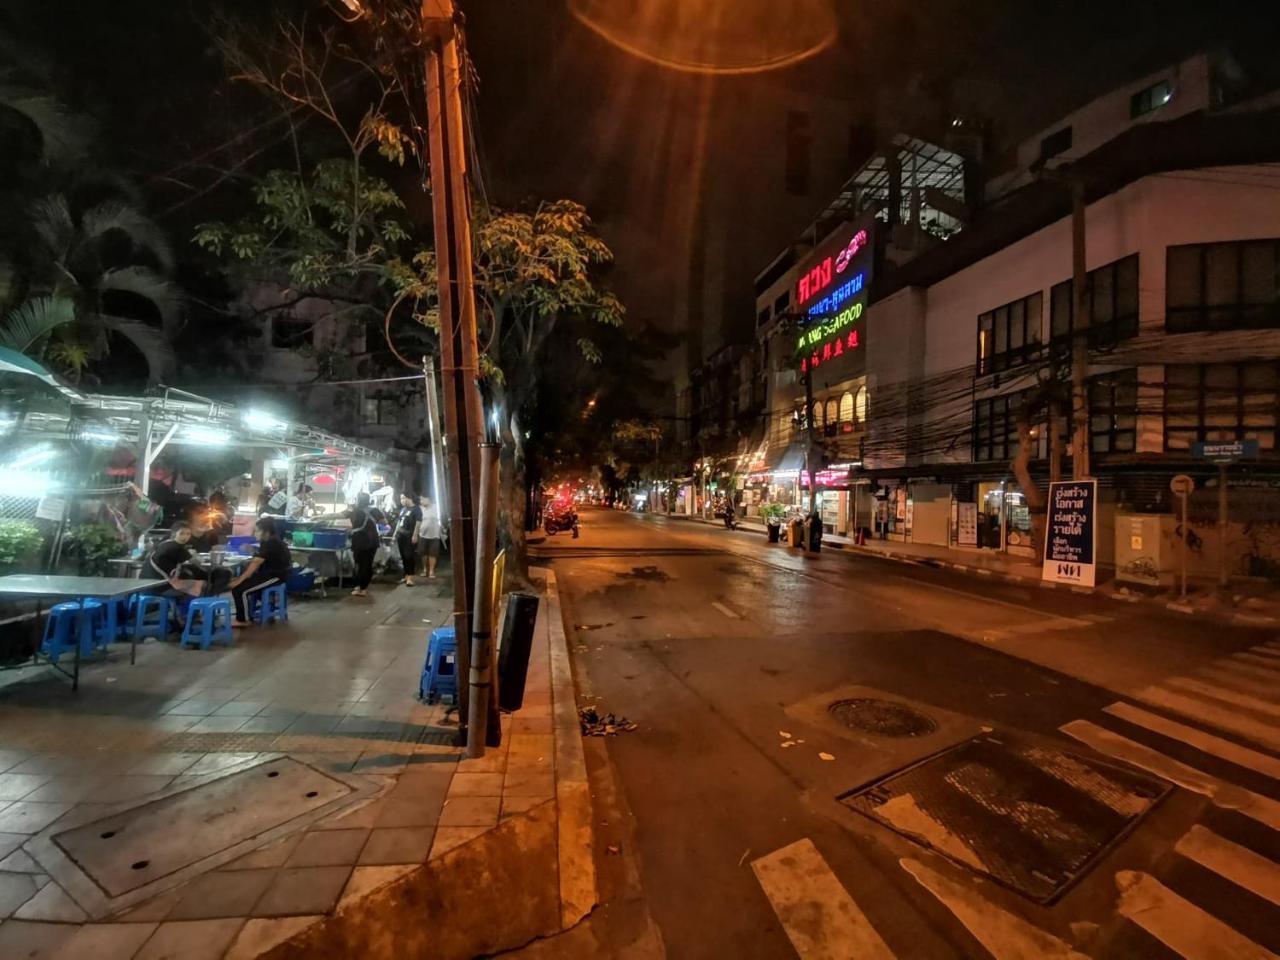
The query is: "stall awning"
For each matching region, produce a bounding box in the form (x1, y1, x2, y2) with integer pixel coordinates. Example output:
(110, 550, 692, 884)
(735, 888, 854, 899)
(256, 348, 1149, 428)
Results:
(765, 441, 807, 474)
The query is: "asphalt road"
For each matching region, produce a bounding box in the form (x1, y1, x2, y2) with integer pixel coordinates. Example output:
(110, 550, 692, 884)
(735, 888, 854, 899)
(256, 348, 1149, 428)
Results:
(529, 507, 1280, 960)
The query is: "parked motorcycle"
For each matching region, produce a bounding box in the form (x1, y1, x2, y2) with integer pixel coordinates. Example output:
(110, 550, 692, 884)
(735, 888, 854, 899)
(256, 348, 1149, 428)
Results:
(544, 505, 580, 538)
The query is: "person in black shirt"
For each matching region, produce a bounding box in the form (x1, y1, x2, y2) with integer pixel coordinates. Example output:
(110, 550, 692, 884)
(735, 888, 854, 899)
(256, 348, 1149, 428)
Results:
(229, 517, 292, 626)
(148, 523, 197, 581)
(346, 492, 385, 598)
(394, 493, 422, 587)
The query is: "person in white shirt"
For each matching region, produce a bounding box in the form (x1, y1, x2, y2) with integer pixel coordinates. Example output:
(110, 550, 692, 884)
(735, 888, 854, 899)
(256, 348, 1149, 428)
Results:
(417, 494, 442, 579)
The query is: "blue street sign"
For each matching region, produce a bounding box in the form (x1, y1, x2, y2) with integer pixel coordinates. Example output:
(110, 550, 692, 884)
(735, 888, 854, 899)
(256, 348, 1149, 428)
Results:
(1191, 440, 1259, 464)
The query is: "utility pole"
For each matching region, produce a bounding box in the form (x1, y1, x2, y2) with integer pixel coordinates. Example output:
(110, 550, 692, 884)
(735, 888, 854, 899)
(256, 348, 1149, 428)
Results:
(1069, 180, 1091, 480)
(803, 357, 817, 514)
(421, 355, 445, 513)
(422, 0, 485, 742)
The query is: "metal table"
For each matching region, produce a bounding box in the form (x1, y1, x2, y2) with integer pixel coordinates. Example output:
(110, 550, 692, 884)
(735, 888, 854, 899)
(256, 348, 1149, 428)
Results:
(0, 575, 168, 691)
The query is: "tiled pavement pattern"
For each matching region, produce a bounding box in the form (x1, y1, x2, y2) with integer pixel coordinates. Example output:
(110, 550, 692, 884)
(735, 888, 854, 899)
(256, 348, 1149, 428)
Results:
(0, 578, 558, 958)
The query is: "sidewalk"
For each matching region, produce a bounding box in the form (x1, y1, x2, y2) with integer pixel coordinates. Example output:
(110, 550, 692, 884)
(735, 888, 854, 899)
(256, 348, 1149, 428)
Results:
(0, 570, 593, 959)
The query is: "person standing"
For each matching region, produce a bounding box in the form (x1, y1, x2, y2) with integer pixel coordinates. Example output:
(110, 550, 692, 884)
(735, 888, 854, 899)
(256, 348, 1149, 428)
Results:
(229, 518, 291, 627)
(394, 493, 422, 586)
(347, 492, 384, 598)
(417, 494, 442, 580)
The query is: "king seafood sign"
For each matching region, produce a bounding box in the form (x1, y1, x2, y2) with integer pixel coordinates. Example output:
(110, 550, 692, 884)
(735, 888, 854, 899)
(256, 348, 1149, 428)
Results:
(794, 215, 875, 375)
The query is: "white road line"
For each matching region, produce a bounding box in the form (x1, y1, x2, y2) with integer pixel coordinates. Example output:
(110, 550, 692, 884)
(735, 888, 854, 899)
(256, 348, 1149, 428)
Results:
(1164, 676, 1280, 719)
(1059, 720, 1280, 831)
(1249, 645, 1280, 659)
(1116, 689, 1280, 752)
(710, 601, 740, 619)
(1197, 664, 1279, 699)
(1104, 701, 1280, 780)
(1175, 825, 1280, 908)
(751, 839, 895, 960)
(1116, 870, 1279, 960)
(1231, 653, 1280, 674)
(900, 858, 1089, 960)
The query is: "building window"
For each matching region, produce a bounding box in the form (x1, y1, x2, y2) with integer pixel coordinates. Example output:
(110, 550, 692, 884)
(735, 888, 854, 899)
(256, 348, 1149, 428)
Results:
(839, 391, 854, 423)
(363, 397, 399, 426)
(1166, 239, 1280, 333)
(773, 290, 791, 318)
(1131, 79, 1172, 118)
(973, 391, 1028, 463)
(1089, 370, 1137, 455)
(1050, 254, 1140, 348)
(811, 403, 822, 428)
(785, 110, 812, 196)
(271, 316, 313, 349)
(977, 292, 1043, 375)
(855, 386, 868, 423)
(1165, 363, 1279, 451)
(757, 308, 770, 328)
(1039, 126, 1073, 163)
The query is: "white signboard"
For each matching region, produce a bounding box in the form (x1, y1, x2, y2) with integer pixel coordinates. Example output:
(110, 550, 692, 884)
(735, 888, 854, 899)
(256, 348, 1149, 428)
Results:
(35, 497, 66, 521)
(1042, 480, 1098, 587)
(957, 502, 978, 546)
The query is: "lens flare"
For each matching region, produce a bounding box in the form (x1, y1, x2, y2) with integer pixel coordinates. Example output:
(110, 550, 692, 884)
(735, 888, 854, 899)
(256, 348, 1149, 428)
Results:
(567, 0, 838, 76)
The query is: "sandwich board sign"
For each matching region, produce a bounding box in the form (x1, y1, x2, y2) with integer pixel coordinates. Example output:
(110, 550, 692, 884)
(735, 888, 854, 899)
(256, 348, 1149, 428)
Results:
(1042, 479, 1098, 587)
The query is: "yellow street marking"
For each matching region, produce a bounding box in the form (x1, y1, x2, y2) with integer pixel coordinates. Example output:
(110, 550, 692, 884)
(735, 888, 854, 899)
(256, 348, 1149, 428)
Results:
(1175, 825, 1280, 908)
(1059, 720, 1280, 831)
(1117, 690, 1280, 752)
(1116, 870, 1279, 960)
(751, 839, 895, 960)
(1164, 677, 1280, 719)
(901, 858, 1090, 960)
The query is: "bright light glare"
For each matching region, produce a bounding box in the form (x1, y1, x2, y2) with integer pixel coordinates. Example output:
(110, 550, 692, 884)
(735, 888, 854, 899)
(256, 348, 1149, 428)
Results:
(81, 429, 119, 446)
(7, 445, 57, 470)
(0, 469, 51, 497)
(182, 426, 230, 445)
(243, 410, 288, 432)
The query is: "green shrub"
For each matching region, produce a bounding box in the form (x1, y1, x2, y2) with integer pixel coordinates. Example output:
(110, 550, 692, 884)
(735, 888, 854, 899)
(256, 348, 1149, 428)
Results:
(0, 520, 43, 570)
(63, 522, 127, 575)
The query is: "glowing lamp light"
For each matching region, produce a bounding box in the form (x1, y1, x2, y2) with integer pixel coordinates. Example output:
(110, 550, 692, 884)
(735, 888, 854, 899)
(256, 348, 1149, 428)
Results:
(568, 0, 838, 76)
(243, 410, 288, 432)
(182, 426, 230, 446)
(7, 445, 57, 470)
(313, 474, 336, 486)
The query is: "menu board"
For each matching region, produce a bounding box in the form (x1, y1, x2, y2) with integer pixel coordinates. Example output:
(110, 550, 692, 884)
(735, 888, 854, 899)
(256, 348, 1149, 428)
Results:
(957, 503, 978, 546)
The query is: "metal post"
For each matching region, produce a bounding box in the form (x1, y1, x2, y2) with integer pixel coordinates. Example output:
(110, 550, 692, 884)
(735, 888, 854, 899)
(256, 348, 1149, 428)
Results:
(1070, 181, 1091, 480)
(466, 442, 500, 757)
(422, 355, 446, 513)
(1218, 464, 1229, 589)
(804, 361, 817, 515)
(134, 412, 151, 490)
(1180, 491, 1189, 601)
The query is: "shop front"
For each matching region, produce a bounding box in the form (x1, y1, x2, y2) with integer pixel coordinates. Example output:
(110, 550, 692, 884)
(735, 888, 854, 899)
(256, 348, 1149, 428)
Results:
(973, 480, 1035, 556)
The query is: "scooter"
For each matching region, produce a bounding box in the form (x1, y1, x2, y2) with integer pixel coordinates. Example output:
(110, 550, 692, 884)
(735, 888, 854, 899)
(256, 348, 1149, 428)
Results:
(722, 510, 738, 531)
(544, 506, 580, 538)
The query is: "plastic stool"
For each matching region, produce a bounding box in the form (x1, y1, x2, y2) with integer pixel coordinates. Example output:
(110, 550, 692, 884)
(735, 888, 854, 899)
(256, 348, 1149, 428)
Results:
(419, 626, 457, 704)
(40, 600, 104, 661)
(133, 595, 174, 640)
(180, 597, 234, 650)
(247, 583, 288, 625)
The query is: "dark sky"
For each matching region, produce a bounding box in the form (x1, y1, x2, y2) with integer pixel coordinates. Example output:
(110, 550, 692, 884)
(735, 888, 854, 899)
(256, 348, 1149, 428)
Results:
(6, 0, 1278, 369)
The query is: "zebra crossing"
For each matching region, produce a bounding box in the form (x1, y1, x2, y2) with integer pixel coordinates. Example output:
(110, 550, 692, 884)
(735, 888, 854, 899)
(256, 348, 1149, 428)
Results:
(751, 639, 1280, 959)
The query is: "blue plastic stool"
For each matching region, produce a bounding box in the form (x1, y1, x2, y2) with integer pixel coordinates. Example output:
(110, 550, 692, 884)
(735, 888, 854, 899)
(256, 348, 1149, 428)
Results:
(133, 595, 174, 640)
(247, 583, 288, 625)
(180, 597, 234, 650)
(41, 600, 105, 661)
(419, 626, 458, 704)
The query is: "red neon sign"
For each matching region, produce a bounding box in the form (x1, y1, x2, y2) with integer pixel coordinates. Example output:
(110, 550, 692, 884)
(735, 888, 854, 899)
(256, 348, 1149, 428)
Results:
(797, 229, 868, 307)
(801, 330, 859, 374)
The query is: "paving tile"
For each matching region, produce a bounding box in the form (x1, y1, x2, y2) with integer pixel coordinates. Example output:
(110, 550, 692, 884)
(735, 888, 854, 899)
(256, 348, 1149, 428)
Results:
(429, 825, 489, 859)
(7, 755, 82, 777)
(501, 795, 548, 820)
(13, 880, 88, 922)
(437, 796, 500, 828)
(49, 922, 158, 960)
(212, 700, 269, 717)
(370, 796, 442, 829)
(92, 775, 174, 804)
(253, 705, 303, 720)
(0, 773, 52, 801)
(185, 753, 259, 777)
(336, 864, 417, 912)
(162, 700, 224, 717)
(0, 847, 42, 873)
(236, 716, 293, 734)
(0, 920, 77, 958)
(0, 802, 72, 834)
(509, 715, 554, 735)
(187, 716, 252, 734)
(446, 772, 505, 797)
(127, 753, 202, 777)
(222, 833, 302, 870)
(0, 870, 40, 918)
(285, 828, 369, 867)
(224, 916, 323, 960)
(0, 832, 26, 861)
(0, 750, 33, 774)
(149, 715, 201, 733)
(358, 827, 434, 866)
(502, 769, 556, 798)
(134, 918, 246, 960)
(167, 869, 276, 920)
(112, 887, 185, 923)
(21, 773, 114, 803)
(252, 866, 351, 917)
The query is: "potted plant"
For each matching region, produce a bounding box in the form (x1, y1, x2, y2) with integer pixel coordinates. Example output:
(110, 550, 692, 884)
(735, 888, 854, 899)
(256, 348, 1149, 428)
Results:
(62, 522, 127, 576)
(759, 503, 786, 543)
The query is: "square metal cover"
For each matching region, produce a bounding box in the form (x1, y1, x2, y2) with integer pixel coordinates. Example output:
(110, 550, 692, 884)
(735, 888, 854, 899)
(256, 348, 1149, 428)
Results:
(839, 734, 1171, 902)
(54, 757, 352, 896)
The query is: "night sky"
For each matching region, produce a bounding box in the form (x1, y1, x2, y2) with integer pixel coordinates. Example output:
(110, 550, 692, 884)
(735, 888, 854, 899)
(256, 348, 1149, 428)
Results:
(5, 0, 1277, 372)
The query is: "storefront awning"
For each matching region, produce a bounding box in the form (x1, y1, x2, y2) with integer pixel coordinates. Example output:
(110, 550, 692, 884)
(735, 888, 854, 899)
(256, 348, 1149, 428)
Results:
(767, 441, 807, 474)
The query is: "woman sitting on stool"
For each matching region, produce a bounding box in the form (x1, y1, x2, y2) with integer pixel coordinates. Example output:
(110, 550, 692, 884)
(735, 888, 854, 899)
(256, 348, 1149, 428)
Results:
(229, 518, 291, 628)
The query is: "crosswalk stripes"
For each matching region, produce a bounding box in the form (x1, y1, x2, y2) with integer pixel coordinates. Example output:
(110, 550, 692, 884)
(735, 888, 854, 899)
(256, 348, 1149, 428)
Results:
(750, 839, 895, 960)
(1116, 870, 1279, 960)
(1164, 676, 1280, 720)
(1102, 701, 1280, 779)
(1233, 652, 1280, 673)
(1197, 663, 1278, 698)
(900, 858, 1089, 960)
(1118, 687, 1280, 752)
(1175, 825, 1280, 909)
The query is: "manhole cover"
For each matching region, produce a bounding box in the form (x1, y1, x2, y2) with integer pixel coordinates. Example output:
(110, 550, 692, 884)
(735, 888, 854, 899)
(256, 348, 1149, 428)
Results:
(839, 734, 1171, 902)
(828, 698, 937, 737)
(53, 757, 351, 897)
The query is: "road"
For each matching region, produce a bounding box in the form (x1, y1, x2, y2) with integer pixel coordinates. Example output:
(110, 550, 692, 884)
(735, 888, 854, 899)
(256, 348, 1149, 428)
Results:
(525, 507, 1280, 960)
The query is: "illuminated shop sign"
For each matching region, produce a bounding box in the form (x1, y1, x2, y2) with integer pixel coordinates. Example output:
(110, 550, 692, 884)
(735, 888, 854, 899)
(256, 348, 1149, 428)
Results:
(794, 217, 874, 373)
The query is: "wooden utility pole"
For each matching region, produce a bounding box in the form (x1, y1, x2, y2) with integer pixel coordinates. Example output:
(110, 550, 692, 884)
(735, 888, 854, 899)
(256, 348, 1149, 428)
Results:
(422, 0, 485, 742)
(1069, 180, 1091, 480)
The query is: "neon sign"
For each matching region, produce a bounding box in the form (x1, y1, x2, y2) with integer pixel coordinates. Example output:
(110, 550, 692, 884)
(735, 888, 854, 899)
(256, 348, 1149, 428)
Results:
(797, 229, 868, 307)
(792, 216, 874, 373)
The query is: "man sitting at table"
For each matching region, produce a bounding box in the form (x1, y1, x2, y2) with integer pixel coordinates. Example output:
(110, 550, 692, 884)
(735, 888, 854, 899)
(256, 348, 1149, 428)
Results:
(148, 523, 211, 598)
(229, 517, 291, 628)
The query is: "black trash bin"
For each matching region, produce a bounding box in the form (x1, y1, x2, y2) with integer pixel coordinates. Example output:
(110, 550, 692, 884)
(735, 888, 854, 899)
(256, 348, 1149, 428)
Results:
(498, 592, 541, 711)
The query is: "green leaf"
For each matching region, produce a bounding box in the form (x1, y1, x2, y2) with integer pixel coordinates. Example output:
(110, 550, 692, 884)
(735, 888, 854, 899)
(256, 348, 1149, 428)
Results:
(0, 295, 76, 351)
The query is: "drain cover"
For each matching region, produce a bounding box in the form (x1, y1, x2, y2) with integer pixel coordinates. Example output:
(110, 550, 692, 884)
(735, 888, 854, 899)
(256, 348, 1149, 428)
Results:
(840, 734, 1170, 902)
(829, 698, 937, 737)
(54, 757, 351, 896)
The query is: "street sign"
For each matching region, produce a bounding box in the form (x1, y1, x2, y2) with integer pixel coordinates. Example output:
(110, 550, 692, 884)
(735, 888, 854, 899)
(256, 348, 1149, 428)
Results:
(1191, 440, 1258, 464)
(1042, 480, 1098, 588)
(1170, 474, 1194, 497)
